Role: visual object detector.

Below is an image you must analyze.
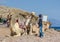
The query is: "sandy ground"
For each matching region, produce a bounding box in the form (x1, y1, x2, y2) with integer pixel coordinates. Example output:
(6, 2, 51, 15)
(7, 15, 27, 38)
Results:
(0, 25, 60, 42)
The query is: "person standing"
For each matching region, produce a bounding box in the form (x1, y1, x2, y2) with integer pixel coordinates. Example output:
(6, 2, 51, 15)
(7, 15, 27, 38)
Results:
(7, 15, 12, 27)
(25, 15, 32, 35)
(38, 14, 44, 38)
(7, 15, 10, 27)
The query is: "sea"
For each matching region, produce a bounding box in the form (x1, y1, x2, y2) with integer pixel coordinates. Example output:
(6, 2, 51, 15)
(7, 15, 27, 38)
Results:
(50, 27, 60, 31)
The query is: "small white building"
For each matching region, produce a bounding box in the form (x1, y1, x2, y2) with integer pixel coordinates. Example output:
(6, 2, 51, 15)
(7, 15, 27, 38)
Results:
(42, 15, 48, 22)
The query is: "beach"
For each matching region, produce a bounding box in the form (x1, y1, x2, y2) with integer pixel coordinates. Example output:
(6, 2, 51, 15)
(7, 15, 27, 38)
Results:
(0, 26, 60, 42)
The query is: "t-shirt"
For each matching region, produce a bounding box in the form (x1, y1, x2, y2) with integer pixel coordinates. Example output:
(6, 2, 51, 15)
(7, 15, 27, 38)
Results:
(38, 18, 42, 27)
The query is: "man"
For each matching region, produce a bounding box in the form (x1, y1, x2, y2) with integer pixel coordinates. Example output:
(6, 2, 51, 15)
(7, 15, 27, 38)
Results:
(7, 15, 12, 27)
(25, 15, 32, 35)
(38, 14, 44, 38)
(10, 19, 24, 37)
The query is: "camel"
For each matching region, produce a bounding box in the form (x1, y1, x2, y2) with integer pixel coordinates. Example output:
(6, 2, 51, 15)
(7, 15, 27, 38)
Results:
(42, 21, 51, 32)
(30, 23, 40, 36)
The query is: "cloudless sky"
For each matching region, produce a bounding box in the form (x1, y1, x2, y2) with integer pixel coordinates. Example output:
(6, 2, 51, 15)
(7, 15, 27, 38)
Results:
(0, 0, 60, 26)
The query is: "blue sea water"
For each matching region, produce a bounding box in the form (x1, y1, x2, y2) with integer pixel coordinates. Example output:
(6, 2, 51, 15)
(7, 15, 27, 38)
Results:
(50, 27, 60, 30)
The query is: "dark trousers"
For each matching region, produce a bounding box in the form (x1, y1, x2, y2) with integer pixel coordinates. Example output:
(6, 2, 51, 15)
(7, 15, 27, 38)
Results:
(39, 26, 44, 38)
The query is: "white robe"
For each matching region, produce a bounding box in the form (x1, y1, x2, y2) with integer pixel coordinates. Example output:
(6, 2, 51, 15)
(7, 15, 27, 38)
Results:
(12, 22, 23, 34)
(25, 18, 31, 26)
